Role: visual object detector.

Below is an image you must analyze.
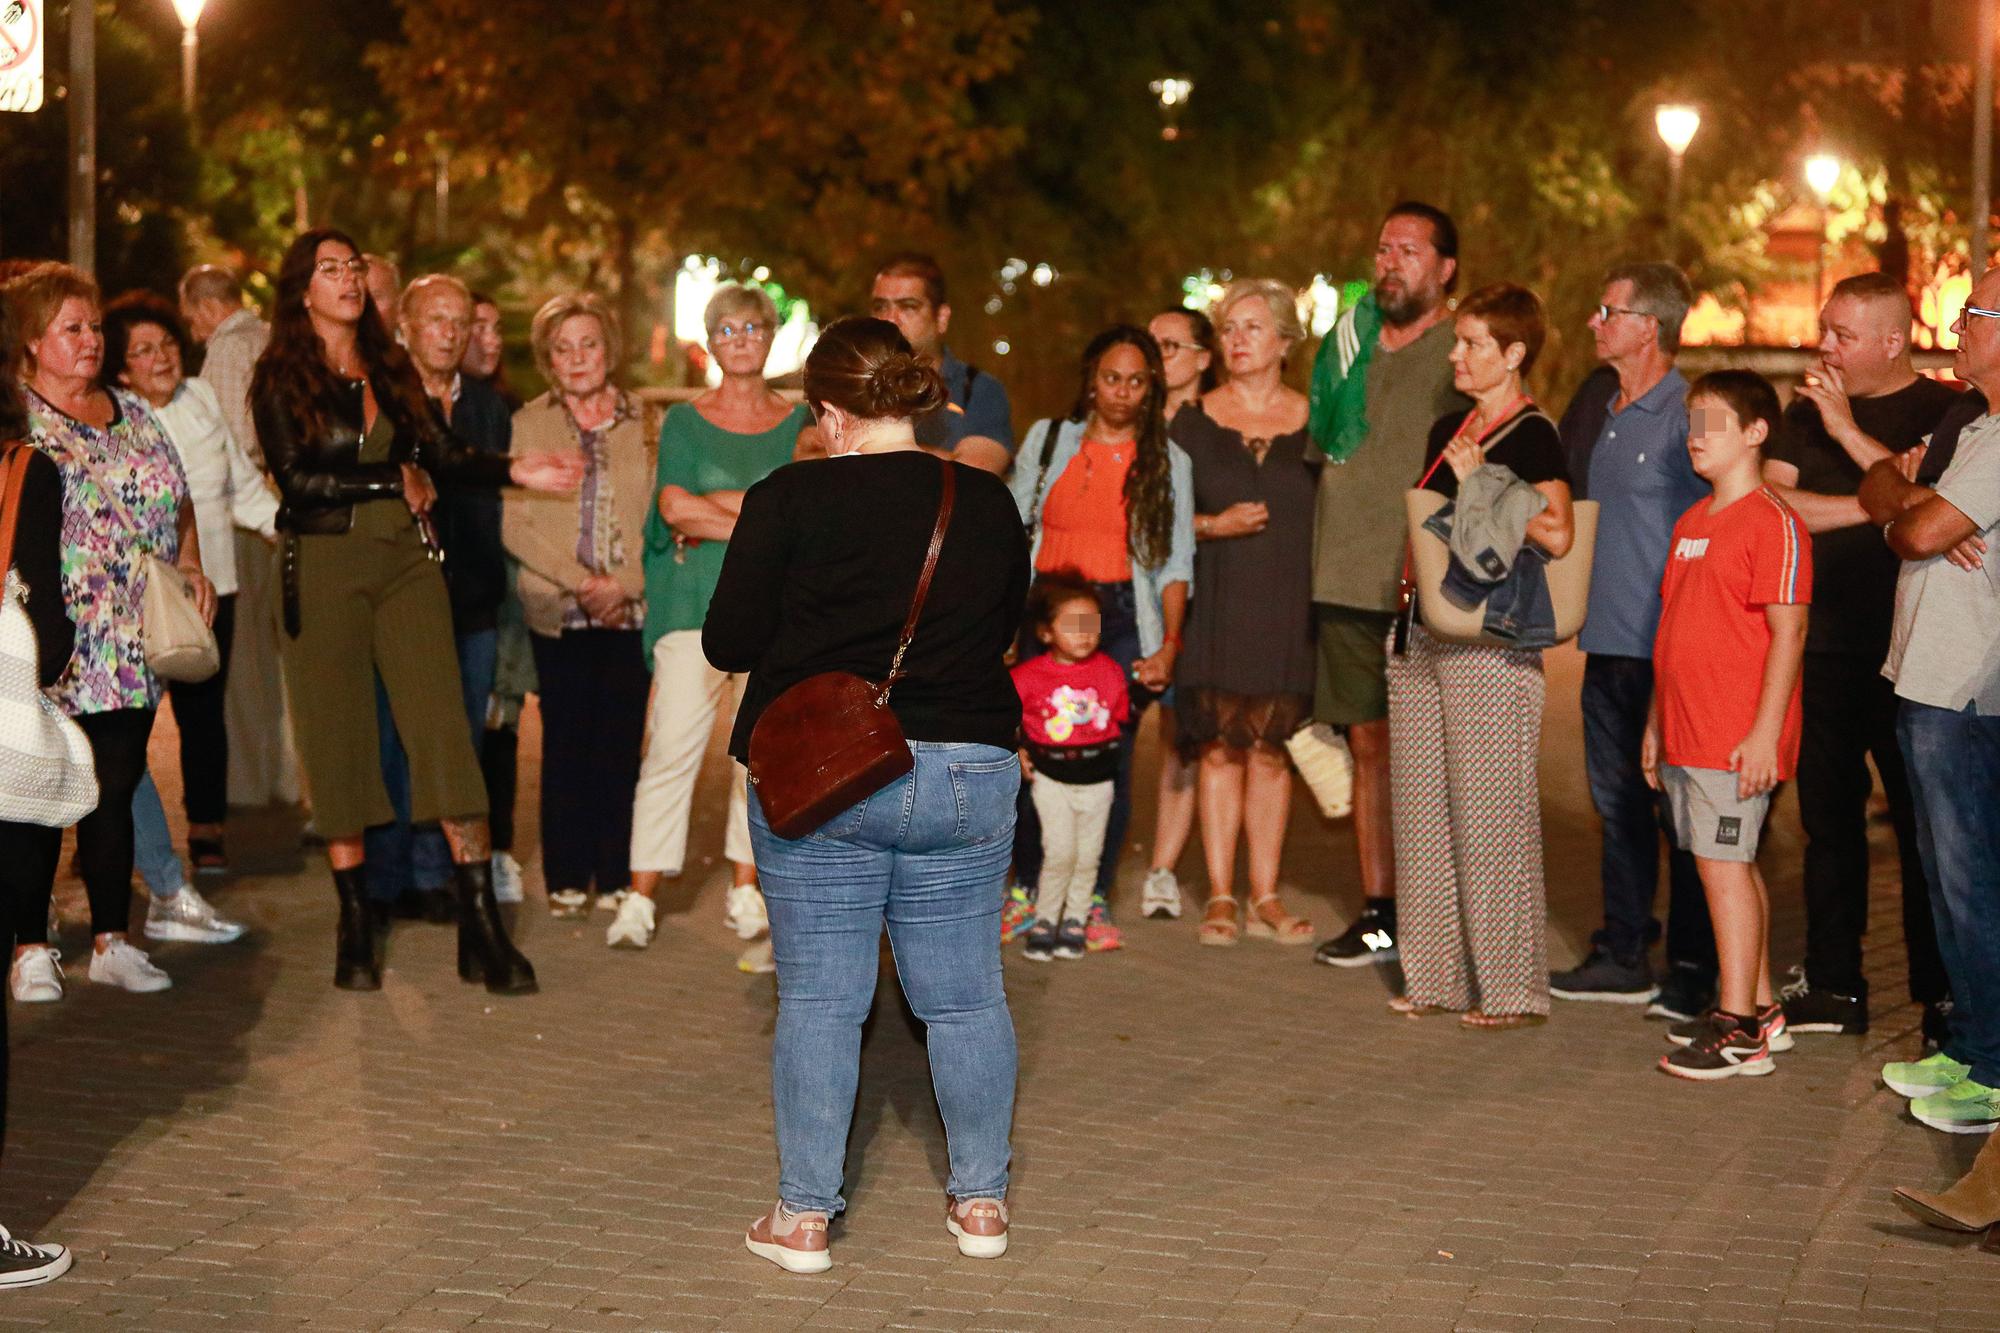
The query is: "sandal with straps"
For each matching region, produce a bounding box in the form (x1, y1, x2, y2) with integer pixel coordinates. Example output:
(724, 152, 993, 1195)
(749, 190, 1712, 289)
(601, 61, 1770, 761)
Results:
(1244, 893, 1313, 945)
(1389, 995, 1455, 1018)
(1197, 896, 1240, 947)
(1460, 1009, 1548, 1032)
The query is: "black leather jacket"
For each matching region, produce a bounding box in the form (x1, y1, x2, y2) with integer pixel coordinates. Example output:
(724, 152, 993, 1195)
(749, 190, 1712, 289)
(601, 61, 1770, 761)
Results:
(253, 374, 511, 536)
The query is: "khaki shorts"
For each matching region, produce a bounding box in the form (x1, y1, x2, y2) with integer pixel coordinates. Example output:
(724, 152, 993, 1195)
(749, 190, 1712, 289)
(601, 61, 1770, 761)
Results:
(1313, 604, 1396, 725)
(1661, 764, 1771, 863)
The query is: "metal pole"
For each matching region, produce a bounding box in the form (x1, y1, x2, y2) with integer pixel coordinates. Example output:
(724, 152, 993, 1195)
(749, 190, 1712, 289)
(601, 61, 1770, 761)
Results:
(434, 150, 449, 243)
(180, 26, 197, 119)
(67, 0, 95, 274)
(1666, 152, 1684, 251)
(1974, 0, 1995, 276)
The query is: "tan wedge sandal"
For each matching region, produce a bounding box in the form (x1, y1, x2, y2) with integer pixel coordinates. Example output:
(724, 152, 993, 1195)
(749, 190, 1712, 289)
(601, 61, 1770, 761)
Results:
(1197, 896, 1240, 947)
(1245, 893, 1313, 945)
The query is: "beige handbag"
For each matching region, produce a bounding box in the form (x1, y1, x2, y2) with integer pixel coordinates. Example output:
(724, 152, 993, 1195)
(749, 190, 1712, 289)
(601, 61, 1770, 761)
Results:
(1403, 491, 1599, 647)
(76, 448, 220, 684)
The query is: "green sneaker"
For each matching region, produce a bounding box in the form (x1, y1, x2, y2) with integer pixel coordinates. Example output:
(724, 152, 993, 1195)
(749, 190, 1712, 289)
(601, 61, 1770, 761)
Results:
(1910, 1077, 2000, 1135)
(1883, 1050, 1971, 1099)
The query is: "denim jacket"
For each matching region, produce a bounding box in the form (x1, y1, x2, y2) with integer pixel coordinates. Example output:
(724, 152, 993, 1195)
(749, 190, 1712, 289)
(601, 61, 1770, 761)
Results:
(1008, 416, 1195, 657)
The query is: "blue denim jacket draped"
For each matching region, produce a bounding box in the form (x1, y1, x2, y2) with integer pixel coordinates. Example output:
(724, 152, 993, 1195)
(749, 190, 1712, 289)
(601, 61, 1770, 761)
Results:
(1007, 416, 1196, 658)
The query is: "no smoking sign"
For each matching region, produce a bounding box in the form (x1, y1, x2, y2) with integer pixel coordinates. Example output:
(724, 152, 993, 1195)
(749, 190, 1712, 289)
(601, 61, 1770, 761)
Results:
(0, 0, 43, 114)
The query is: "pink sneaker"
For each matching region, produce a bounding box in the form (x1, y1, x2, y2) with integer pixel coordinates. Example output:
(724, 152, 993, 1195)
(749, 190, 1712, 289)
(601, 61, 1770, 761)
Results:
(945, 1195, 1008, 1258)
(1000, 885, 1034, 943)
(1085, 902, 1123, 952)
(745, 1203, 831, 1273)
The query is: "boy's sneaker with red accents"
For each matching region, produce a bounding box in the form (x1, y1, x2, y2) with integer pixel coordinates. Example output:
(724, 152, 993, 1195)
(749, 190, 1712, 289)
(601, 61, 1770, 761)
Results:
(1000, 885, 1034, 943)
(1084, 900, 1123, 952)
(1659, 1012, 1774, 1081)
(1668, 1003, 1793, 1053)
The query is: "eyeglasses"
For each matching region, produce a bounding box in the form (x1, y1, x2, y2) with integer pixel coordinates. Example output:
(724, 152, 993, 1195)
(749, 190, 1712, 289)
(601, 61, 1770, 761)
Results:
(713, 321, 771, 343)
(1959, 304, 2000, 324)
(1595, 304, 1651, 323)
(1156, 339, 1200, 357)
(313, 258, 369, 279)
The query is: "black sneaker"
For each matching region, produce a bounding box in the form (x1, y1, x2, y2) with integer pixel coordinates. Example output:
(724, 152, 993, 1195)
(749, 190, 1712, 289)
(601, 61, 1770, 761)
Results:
(1644, 962, 1716, 1021)
(0, 1226, 71, 1288)
(1776, 965, 1867, 1035)
(1022, 921, 1057, 962)
(1312, 908, 1398, 967)
(1054, 919, 1087, 960)
(1658, 1012, 1773, 1081)
(1923, 999, 1955, 1055)
(1668, 1003, 1793, 1053)
(1549, 946, 1656, 1003)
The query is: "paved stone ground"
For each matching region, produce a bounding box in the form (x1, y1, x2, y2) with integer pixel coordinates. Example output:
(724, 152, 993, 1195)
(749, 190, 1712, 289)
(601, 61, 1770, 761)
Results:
(1, 645, 1994, 1331)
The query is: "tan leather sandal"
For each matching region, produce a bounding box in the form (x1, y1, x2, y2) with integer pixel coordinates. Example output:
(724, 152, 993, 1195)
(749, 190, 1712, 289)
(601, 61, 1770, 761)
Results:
(1244, 893, 1313, 944)
(1197, 896, 1240, 947)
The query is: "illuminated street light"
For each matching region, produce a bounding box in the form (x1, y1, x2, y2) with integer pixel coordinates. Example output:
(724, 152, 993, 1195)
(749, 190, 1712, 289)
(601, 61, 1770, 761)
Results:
(1653, 103, 1700, 244)
(1804, 154, 1842, 305)
(170, 0, 206, 118)
(1150, 76, 1193, 141)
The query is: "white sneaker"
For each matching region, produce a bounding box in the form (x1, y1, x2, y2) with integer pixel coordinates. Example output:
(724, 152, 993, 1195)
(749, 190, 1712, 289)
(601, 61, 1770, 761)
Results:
(736, 937, 776, 974)
(87, 939, 172, 993)
(596, 888, 630, 912)
(9, 947, 63, 1004)
(725, 883, 769, 940)
(1140, 867, 1183, 919)
(144, 884, 245, 944)
(606, 892, 656, 949)
(548, 888, 589, 917)
(491, 851, 524, 905)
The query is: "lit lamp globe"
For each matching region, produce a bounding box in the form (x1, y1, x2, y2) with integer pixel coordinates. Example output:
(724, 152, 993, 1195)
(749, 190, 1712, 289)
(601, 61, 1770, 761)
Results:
(171, 0, 206, 26)
(1805, 154, 1841, 201)
(1654, 104, 1700, 158)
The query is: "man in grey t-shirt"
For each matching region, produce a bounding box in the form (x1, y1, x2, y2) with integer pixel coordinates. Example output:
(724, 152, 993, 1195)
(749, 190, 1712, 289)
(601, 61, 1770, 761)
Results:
(1308, 202, 1469, 968)
(1859, 265, 2000, 1135)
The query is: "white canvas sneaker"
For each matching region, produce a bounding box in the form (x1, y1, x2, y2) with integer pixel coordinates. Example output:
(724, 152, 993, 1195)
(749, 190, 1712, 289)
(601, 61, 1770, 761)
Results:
(491, 851, 525, 905)
(725, 883, 769, 940)
(596, 888, 630, 912)
(87, 939, 172, 993)
(1140, 867, 1183, 919)
(606, 892, 656, 949)
(548, 888, 589, 917)
(144, 885, 246, 944)
(9, 947, 63, 1004)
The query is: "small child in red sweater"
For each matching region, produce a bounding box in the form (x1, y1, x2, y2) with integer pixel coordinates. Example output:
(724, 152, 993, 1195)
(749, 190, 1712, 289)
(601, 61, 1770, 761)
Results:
(1011, 575, 1129, 961)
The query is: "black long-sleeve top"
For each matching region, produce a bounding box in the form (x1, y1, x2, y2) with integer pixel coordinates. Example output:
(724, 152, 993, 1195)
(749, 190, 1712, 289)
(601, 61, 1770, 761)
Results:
(9, 448, 76, 687)
(704, 451, 1030, 763)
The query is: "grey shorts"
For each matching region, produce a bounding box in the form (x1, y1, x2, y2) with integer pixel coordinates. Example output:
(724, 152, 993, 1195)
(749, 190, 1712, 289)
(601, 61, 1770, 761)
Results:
(1660, 765, 1771, 863)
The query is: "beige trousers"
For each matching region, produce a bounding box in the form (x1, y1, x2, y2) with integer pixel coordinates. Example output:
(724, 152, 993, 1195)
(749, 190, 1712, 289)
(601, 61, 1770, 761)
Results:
(225, 530, 302, 807)
(630, 630, 753, 873)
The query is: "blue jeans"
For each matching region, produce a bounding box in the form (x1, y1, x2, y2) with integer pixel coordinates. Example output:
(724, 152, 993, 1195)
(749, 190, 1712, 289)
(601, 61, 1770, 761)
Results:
(1581, 654, 1715, 973)
(131, 772, 186, 897)
(1897, 700, 2000, 1086)
(749, 742, 1021, 1215)
(365, 628, 498, 901)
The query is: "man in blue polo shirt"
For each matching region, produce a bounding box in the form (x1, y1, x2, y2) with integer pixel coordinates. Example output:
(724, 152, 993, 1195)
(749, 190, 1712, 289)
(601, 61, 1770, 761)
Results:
(1550, 262, 1718, 1020)
(869, 252, 1014, 475)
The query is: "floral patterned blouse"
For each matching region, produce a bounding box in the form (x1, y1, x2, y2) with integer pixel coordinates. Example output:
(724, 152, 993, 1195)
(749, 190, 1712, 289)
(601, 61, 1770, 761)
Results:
(25, 386, 190, 715)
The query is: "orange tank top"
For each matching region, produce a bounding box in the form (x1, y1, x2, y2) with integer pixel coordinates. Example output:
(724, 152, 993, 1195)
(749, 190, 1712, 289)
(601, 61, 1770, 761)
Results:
(1036, 438, 1134, 581)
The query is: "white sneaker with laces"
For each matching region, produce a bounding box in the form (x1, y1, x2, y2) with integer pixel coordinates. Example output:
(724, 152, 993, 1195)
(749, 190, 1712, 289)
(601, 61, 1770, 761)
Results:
(725, 883, 769, 940)
(491, 851, 525, 905)
(144, 885, 245, 944)
(9, 947, 63, 1004)
(0, 1224, 72, 1288)
(87, 938, 172, 993)
(1140, 867, 1183, 920)
(596, 888, 630, 912)
(606, 892, 656, 949)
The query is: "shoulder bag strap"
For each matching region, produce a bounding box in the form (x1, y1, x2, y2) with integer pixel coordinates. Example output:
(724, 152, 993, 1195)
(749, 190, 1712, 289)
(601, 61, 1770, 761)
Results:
(0, 443, 30, 580)
(879, 456, 957, 699)
(1021, 418, 1061, 540)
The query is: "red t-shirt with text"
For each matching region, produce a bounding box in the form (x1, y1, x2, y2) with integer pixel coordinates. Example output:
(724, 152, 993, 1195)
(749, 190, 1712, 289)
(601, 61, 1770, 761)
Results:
(1653, 487, 1812, 776)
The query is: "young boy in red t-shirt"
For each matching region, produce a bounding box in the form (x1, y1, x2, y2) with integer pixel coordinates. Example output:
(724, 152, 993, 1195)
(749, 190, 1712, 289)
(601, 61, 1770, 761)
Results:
(1644, 370, 1811, 1081)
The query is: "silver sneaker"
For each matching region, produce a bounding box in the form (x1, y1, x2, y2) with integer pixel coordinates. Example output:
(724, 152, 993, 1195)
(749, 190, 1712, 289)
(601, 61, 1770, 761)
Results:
(144, 885, 246, 944)
(491, 851, 525, 905)
(87, 939, 172, 993)
(1140, 867, 1183, 919)
(9, 947, 63, 1004)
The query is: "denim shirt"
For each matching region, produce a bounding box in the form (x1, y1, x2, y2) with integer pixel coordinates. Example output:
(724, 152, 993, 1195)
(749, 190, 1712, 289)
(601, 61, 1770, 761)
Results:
(1008, 416, 1195, 657)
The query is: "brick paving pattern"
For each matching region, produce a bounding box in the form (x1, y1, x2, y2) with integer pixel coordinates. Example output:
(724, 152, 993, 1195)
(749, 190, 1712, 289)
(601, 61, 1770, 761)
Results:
(1, 647, 1993, 1329)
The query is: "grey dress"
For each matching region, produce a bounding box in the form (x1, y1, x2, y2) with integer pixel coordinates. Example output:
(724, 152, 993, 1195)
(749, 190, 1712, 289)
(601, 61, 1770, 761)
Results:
(1171, 402, 1317, 754)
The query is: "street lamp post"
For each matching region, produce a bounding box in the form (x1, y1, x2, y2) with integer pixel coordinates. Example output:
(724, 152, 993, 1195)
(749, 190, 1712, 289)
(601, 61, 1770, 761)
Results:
(1149, 76, 1192, 142)
(1654, 103, 1700, 237)
(1805, 153, 1841, 308)
(171, 0, 206, 119)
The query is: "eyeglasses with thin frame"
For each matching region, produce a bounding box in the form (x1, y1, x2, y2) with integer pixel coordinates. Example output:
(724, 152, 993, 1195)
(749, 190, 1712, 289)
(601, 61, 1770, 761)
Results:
(1156, 338, 1202, 357)
(713, 320, 771, 343)
(1958, 304, 2000, 325)
(313, 258, 369, 279)
(1595, 303, 1651, 323)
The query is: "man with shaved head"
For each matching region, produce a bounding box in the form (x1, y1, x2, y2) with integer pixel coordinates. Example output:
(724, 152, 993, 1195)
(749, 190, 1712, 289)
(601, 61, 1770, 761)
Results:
(1763, 272, 1963, 1044)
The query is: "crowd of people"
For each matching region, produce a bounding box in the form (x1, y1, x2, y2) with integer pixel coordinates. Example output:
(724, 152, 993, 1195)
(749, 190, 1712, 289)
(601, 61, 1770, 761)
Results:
(0, 192, 1995, 1282)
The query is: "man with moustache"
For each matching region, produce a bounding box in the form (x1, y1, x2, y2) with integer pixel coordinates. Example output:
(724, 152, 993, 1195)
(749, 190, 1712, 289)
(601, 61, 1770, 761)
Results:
(1308, 201, 1470, 968)
(1764, 273, 1963, 1043)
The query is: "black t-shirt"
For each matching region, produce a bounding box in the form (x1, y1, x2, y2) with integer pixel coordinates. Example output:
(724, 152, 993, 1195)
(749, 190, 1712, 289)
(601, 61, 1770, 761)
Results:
(1765, 376, 1962, 655)
(1420, 407, 1569, 499)
(704, 451, 1030, 762)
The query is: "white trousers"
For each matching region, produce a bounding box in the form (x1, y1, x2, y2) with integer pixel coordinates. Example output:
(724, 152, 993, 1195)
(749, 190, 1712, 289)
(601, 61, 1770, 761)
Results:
(629, 630, 753, 873)
(1029, 775, 1114, 926)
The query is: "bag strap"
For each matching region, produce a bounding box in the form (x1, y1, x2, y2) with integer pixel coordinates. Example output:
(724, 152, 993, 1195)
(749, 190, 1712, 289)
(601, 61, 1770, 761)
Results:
(0, 443, 30, 580)
(879, 456, 957, 700)
(1021, 418, 1061, 541)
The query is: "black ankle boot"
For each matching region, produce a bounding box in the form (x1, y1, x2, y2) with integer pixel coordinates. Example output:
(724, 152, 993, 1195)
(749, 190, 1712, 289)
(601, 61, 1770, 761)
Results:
(334, 866, 382, 991)
(455, 860, 537, 995)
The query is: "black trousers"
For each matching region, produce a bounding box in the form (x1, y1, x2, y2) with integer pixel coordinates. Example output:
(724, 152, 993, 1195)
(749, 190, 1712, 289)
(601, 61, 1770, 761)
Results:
(529, 630, 649, 894)
(164, 593, 235, 826)
(481, 724, 519, 853)
(0, 817, 61, 1157)
(1798, 652, 1948, 1004)
(12, 708, 154, 943)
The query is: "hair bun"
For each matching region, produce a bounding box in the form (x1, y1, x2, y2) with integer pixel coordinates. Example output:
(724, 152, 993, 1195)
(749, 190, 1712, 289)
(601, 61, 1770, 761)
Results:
(866, 352, 948, 420)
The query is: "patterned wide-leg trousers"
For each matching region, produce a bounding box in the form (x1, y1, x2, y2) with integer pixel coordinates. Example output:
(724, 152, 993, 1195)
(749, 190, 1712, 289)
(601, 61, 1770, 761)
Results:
(1387, 624, 1550, 1016)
